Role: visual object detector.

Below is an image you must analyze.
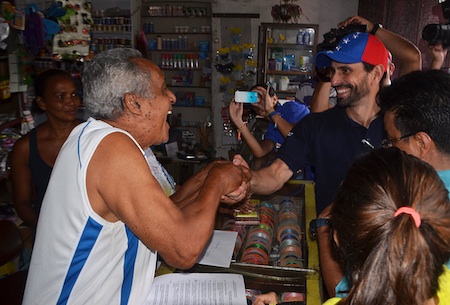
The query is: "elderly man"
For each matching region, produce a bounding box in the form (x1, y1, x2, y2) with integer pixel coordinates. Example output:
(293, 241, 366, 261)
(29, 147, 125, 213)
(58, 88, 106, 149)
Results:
(23, 48, 250, 304)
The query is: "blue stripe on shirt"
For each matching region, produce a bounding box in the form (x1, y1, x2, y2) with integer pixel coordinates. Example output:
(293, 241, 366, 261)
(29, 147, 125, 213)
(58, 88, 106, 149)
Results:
(121, 226, 139, 305)
(57, 217, 103, 305)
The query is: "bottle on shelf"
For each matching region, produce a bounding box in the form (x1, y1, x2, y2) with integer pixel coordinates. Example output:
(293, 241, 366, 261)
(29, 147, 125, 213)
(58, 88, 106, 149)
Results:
(296, 29, 304, 45)
(157, 35, 162, 50)
(194, 54, 199, 68)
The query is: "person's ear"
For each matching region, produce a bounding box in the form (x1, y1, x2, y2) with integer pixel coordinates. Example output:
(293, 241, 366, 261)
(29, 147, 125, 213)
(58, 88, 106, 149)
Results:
(372, 64, 385, 84)
(124, 93, 142, 115)
(413, 131, 433, 159)
(333, 228, 339, 247)
(388, 62, 395, 77)
(35, 96, 46, 111)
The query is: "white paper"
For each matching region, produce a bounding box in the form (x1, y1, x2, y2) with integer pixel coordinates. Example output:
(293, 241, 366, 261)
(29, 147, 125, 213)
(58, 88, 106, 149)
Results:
(145, 273, 247, 305)
(165, 142, 179, 158)
(197, 230, 237, 268)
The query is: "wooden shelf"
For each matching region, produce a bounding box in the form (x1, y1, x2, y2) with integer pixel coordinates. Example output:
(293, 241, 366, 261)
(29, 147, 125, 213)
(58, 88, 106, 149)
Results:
(0, 117, 22, 131)
(266, 70, 312, 76)
(169, 85, 210, 89)
(142, 15, 210, 19)
(145, 32, 211, 35)
(266, 43, 313, 49)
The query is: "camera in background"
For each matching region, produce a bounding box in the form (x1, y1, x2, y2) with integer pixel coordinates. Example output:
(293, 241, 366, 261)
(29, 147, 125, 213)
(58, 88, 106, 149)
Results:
(317, 24, 367, 52)
(422, 0, 450, 47)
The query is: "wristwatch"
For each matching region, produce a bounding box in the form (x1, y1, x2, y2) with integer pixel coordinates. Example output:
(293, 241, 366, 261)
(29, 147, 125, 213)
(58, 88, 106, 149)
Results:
(309, 218, 331, 237)
(370, 23, 383, 35)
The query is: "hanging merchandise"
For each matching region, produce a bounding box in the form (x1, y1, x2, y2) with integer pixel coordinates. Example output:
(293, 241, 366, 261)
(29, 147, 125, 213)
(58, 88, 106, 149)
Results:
(219, 26, 259, 148)
(230, 44, 242, 62)
(230, 27, 242, 44)
(52, 0, 92, 57)
(219, 76, 231, 93)
(0, 21, 9, 51)
(23, 9, 45, 55)
(214, 47, 234, 74)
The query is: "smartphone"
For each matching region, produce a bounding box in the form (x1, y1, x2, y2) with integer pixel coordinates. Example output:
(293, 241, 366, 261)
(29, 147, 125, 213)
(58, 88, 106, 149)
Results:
(266, 82, 275, 97)
(235, 91, 258, 103)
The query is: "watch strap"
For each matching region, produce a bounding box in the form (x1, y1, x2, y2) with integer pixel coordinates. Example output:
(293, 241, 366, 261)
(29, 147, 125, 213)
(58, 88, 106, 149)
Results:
(309, 218, 331, 237)
(268, 111, 279, 119)
(315, 218, 331, 228)
(370, 23, 382, 35)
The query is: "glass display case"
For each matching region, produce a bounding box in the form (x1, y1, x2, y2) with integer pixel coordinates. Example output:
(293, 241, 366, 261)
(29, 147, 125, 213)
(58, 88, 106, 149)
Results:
(257, 23, 319, 97)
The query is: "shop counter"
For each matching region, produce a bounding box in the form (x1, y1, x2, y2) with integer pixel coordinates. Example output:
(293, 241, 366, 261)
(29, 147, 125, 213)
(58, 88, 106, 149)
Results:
(191, 179, 323, 304)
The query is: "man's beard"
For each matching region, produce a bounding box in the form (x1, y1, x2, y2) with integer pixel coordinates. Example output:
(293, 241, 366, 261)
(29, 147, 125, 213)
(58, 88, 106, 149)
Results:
(336, 74, 370, 108)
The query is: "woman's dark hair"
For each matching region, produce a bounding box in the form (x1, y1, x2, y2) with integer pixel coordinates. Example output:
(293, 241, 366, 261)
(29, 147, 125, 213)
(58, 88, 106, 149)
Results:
(32, 69, 73, 114)
(332, 147, 450, 305)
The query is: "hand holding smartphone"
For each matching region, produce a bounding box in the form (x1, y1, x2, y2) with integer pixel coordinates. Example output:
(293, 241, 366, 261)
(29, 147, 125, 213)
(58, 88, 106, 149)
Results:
(234, 91, 258, 103)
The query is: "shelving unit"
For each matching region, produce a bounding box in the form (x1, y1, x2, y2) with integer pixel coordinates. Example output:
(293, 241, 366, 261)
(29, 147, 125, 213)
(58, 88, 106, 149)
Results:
(257, 23, 319, 97)
(90, 15, 133, 54)
(141, 1, 213, 149)
(90, 0, 139, 54)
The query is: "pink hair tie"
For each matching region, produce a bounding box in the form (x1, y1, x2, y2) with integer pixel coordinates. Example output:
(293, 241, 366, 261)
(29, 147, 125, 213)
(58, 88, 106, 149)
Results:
(394, 207, 421, 228)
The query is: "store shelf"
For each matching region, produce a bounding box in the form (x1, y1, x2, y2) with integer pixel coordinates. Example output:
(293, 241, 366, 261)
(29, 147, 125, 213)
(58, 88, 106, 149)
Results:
(267, 43, 314, 49)
(143, 1, 213, 151)
(266, 70, 312, 76)
(173, 105, 210, 109)
(0, 117, 22, 131)
(257, 23, 319, 96)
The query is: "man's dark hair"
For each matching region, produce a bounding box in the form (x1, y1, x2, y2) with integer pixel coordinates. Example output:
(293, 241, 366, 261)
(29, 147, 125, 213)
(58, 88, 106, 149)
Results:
(378, 69, 450, 154)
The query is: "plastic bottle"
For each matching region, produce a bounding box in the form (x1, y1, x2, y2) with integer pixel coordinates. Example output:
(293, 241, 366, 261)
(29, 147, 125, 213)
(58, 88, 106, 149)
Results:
(161, 54, 166, 68)
(181, 54, 186, 69)
(177, 54, 182, 69)
(296, 30, 304, 45)
(307, 28, 315, 46)
(156, 36, 162, 50)
(182, 36, 188, 50)
(194, 54, 199, 68)
(303, 30, 311, 46)
(168, 54, 174, 68)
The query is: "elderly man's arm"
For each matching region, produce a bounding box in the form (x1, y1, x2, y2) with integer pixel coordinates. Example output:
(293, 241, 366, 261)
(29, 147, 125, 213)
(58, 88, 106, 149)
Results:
(87, 132, 249, 270)
(170, 160, 250, 208)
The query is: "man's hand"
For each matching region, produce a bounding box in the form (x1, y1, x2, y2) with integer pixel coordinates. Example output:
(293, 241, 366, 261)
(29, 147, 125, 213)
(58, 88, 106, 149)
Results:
(219, 198, 256, 215)
(251, 292, 278, 305)
(338, 15, 372, 33)
(221, 155, 252, 204)
(429, 43, 447, 70)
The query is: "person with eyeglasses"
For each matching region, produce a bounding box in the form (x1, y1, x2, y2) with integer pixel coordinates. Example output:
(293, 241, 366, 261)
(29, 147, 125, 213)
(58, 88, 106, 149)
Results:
(378, 69, 450, 193)
(381, 131, 417, 148)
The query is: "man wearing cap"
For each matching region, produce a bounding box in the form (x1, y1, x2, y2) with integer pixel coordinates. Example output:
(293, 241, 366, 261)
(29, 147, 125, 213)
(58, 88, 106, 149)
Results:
(234, 32, 389, 302)
(234, 31, 387, 214)
(308, 15, 422, 113)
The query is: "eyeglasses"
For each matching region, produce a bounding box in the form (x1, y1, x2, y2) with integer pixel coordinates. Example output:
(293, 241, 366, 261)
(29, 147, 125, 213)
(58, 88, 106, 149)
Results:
(382, 132, 416, 148)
